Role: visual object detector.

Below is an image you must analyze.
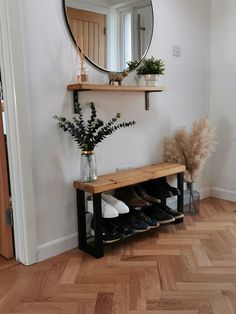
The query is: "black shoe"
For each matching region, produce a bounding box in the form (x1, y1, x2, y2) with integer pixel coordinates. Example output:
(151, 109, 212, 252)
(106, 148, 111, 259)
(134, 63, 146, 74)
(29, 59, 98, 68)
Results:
(134, 184, 160, 204)
(159, 177, 181, 196)
(115, 218, 136, 238)
(144, 205, 175, 224)
(133, 210, 160, 229)
(143, 180, 173, 199)
(115, 187, 151, 208)
(90, 218, 121, 244)
(129, 214, 150, 233)
(157, 203, 184, 220)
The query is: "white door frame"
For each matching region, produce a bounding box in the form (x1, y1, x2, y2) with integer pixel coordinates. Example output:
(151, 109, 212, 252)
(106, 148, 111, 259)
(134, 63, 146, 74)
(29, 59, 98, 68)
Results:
(0, 0, 38, 265)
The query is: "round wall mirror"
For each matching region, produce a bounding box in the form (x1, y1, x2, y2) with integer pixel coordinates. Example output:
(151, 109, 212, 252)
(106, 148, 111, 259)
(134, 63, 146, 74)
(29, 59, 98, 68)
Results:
(63, 0, 154, 72)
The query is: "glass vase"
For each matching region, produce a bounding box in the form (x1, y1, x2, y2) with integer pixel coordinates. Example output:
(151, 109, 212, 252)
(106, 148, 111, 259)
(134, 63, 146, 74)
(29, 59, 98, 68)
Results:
(80, 151, 97, 183)
(77, 64, 89, 84)
(183, 182, 200, 214)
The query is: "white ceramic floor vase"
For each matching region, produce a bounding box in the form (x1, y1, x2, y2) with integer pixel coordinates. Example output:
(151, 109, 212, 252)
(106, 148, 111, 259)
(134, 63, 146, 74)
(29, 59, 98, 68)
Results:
(144, 74, 158, 87)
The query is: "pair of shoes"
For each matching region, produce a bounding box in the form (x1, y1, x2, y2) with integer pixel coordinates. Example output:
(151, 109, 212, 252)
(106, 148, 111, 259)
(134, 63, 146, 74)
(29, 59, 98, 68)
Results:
(132, 210, 160, 231)
(90, 217, 135, 243)
(115, 219, 136, 238)
(90, 218, 121, 243)
(144, 205, 176, 224)
(87, 194, 129, 218)
(130, 215, 150, 232)
(158, 177, 181, 196)
(143, 177, 180, 199)
(134, 185, 160, 204)
(157, 202, 184, 220)
(115, 185, 159, 208)
(115, 186, 150, 208)
(102, 193, 129, 214)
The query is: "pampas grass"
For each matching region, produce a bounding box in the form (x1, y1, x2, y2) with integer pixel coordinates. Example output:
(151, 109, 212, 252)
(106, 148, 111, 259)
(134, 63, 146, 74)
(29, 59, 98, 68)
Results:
(164, 117, 216, 183)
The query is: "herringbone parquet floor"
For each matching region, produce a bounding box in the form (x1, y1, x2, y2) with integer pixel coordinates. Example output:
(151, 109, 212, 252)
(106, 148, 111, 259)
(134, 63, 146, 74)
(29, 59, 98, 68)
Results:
(1, 198, 236, 314)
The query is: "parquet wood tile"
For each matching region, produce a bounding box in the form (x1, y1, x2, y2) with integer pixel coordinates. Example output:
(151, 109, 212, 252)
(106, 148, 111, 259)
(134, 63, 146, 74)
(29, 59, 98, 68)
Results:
(0, 256, 19, 271)
(1, 198, 236, 313)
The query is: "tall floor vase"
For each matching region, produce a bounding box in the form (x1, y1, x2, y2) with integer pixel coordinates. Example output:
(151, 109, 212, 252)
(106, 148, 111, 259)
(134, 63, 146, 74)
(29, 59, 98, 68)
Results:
(183, 182, 200, 214)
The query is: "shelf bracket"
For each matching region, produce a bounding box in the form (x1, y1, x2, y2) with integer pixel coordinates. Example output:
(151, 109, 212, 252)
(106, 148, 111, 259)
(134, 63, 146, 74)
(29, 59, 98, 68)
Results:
(73, 89, 159, 111)
(145, 92, 150, 110)
(73, 91, 79, 113)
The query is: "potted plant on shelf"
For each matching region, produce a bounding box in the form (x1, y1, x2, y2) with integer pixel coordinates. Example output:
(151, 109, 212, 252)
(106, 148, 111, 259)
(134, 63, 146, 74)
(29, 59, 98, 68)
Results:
(127, 60, 140, 71)
(136, 56, 165, 87)
(53, 102, 136, 183)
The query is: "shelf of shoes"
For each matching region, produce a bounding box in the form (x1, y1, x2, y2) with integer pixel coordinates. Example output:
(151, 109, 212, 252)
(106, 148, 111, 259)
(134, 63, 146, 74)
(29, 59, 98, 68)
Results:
(67, 83, 165, 110)
(74, 162, 185, 193)
(74, 162, 185, 258)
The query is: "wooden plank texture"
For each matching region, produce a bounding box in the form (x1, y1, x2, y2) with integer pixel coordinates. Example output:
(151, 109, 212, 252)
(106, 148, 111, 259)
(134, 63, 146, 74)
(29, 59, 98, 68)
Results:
(74, 163, 185, 193)
(67, 83, 165, 92)
(1, 198, 236, 313)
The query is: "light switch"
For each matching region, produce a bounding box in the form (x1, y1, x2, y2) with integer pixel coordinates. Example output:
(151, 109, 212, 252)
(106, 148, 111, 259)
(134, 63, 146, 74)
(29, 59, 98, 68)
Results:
(173, 45, 181, 57)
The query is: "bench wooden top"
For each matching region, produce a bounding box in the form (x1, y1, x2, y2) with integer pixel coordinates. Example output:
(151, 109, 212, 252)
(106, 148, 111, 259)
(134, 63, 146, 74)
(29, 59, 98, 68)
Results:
(74, 163, 185, 194)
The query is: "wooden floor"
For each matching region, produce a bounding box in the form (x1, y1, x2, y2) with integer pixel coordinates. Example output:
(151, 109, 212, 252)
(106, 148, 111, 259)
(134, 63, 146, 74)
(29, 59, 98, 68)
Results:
(1, 198, 236, 314)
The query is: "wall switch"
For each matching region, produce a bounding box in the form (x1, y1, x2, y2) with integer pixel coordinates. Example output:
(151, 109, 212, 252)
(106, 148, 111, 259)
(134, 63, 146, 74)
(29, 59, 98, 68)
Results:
(173, 45, 181, 57)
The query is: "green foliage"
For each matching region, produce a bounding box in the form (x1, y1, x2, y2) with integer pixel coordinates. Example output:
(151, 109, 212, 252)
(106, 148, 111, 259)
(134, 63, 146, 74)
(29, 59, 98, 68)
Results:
(136, 57, 165, 76)
(126, 60, 140, 71)
(53, 102, 136, 151)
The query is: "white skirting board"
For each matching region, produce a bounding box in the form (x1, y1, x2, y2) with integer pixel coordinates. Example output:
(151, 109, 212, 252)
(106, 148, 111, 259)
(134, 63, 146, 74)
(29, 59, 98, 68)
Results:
(199, 187, 211, 200)
(37, 214, 93, 262)
(37, 233, 78, 262)
(210, 187, 236, 202)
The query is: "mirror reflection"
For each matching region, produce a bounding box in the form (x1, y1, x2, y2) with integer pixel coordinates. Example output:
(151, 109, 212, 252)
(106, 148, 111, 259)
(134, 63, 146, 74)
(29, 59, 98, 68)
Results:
(64, 0, 153, 72)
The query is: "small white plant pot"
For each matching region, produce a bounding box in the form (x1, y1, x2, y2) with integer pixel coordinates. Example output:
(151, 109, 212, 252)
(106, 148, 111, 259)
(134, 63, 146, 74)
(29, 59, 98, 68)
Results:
(144, 74, 158, 87)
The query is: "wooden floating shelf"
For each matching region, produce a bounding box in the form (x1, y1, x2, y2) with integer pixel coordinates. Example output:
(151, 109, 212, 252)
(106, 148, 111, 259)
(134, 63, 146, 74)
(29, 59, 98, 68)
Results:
(67, 83, 165, 110)
(67, 83, 165, 93)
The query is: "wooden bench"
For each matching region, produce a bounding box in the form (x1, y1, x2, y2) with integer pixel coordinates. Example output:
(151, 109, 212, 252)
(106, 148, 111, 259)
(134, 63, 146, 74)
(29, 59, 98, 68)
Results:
(74, 162, 185, 258)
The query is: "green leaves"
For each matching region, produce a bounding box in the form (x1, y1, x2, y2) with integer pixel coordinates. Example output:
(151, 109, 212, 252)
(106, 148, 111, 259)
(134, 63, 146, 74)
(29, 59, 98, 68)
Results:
(136, 57, 165, 76)
(53, 102, 136, 151)
(127, 60, 140, 71)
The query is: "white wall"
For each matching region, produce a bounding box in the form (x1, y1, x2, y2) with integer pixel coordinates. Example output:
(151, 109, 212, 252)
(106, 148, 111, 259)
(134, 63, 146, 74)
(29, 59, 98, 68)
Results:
(209, 0, 236, 201)
(12, 0, 211, 261)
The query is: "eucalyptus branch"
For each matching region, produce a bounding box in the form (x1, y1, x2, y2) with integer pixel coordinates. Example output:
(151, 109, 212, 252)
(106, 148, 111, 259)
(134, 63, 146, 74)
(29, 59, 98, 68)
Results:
(53, 103, 136, 151)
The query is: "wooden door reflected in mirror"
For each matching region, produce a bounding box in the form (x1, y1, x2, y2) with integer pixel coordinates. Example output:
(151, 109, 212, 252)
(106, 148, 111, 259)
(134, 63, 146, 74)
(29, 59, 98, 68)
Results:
(63, 0, 154, 72)
(66, 7, 106, 68)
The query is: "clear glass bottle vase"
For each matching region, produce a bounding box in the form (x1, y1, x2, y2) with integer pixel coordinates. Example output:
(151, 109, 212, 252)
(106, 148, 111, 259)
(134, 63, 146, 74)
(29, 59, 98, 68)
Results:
(80, 151, 97, 183)
(183, 182, 200, 214)
(77, 64, 89, 84)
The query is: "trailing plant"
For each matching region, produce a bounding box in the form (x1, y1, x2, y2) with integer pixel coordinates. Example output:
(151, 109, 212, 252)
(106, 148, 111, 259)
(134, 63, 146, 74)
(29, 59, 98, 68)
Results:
(136, 56, 165, 76)
(163, 117, 216, 183)
(53, 102, 136, 151)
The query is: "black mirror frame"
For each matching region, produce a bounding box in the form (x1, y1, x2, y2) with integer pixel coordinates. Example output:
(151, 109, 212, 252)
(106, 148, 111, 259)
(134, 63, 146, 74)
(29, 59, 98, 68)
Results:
(62, 0, 154, 73)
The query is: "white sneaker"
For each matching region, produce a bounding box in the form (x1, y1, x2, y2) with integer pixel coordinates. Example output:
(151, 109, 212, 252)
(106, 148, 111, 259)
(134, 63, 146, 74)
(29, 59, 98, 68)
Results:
(87, 197, 119, 218)
(102, 193, 129, 214)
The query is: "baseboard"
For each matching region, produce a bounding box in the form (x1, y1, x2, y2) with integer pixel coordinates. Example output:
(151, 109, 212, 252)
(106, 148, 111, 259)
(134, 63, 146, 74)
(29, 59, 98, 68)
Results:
(37, 233, 78, 262)
(199, 187, 211, 200)
(210, 187, 236, 202)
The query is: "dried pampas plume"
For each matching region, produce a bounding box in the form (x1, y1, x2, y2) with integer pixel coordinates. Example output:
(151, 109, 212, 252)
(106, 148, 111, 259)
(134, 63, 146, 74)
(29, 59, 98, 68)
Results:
(164, 117, 216, 183)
